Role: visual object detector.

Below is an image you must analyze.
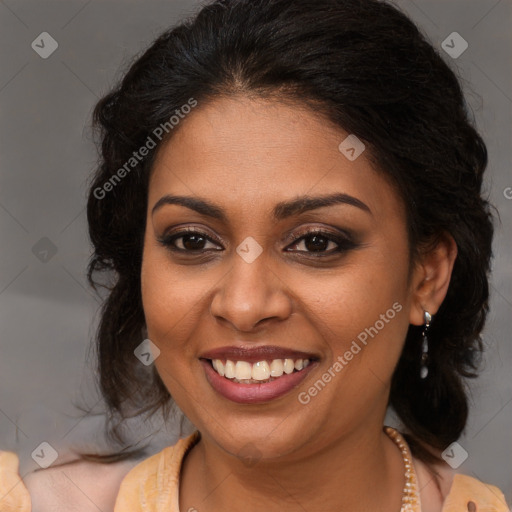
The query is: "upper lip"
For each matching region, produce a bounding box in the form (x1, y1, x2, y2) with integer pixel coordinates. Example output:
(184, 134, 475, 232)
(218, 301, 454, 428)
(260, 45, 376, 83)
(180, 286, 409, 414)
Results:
(200, 345, 318, 363)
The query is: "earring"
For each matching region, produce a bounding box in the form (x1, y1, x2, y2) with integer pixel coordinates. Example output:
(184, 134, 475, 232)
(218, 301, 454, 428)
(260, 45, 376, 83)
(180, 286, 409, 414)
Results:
(420, 311, 431, 379)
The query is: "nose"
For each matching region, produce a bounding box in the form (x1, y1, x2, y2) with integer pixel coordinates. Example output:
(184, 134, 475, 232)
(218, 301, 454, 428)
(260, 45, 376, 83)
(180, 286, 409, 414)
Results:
(209, 251, 293, 333)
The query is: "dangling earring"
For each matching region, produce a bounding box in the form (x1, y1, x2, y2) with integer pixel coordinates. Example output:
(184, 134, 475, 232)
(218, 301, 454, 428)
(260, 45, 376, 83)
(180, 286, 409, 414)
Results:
(420, 311, 431, 379)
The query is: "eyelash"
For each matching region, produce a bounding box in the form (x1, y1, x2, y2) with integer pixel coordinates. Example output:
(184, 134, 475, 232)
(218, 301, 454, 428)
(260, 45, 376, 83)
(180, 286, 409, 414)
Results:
(157, 227, 357, 257)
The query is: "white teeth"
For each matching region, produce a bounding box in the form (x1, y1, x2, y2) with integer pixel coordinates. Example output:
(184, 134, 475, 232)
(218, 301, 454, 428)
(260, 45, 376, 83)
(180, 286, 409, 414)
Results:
(283, 359, 295, 374)
(252, 361, 270, 381)
(211, 357, 311, 382)
(235, 361, 252, 380)
(213, 359, 225, 376)
(224, 360, 236, 378)
(270, 359, 284, 377)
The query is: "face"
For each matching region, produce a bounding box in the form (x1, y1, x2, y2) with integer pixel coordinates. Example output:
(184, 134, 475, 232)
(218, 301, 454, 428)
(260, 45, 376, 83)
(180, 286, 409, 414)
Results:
(141, 95, 418, 461)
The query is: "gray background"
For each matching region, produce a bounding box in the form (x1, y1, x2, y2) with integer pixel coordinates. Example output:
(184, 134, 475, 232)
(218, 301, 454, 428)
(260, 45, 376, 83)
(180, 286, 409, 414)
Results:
(1, 0, 511, 505)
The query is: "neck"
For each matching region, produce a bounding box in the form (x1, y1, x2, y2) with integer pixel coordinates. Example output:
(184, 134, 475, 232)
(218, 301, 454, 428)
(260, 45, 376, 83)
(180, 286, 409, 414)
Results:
(179, 423, 406, 512)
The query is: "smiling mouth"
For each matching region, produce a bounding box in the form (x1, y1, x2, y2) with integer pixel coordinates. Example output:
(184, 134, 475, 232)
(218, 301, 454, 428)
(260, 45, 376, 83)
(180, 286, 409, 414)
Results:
(208, 358, 311, 384)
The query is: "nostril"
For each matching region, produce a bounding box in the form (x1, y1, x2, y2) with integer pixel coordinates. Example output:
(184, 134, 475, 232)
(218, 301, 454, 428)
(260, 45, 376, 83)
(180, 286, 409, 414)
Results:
(467, 500, 477, 512)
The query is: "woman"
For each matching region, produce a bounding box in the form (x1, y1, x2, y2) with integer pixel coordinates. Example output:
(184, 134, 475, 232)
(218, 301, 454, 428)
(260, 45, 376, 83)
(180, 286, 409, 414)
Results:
(1, 0, 509, 510)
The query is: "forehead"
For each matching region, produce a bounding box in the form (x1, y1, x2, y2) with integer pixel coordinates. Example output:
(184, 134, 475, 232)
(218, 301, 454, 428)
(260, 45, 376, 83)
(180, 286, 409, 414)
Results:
(148, 95, 404, 223)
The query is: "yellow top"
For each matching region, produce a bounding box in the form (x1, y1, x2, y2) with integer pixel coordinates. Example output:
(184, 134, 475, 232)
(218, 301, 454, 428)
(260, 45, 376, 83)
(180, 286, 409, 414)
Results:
(1, 431, 509, 512)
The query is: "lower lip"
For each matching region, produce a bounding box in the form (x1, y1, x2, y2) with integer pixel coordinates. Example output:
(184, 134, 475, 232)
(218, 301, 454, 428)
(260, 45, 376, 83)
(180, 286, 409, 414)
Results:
(201, 359, 316, 404)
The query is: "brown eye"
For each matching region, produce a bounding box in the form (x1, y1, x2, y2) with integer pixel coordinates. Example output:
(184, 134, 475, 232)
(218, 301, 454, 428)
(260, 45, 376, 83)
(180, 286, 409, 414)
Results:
(293, 234, 334, 252)
(158, 229, 222, 253)
(179, 233, 208, 251)
(286, 230, 357, 255)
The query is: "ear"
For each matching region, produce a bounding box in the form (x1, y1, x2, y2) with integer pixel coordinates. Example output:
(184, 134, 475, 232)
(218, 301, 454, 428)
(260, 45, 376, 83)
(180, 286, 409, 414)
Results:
(409, 232, 458, 326)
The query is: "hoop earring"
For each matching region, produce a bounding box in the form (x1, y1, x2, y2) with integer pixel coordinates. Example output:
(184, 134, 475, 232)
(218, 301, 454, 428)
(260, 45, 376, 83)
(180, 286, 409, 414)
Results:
(420, 311, 431, 379)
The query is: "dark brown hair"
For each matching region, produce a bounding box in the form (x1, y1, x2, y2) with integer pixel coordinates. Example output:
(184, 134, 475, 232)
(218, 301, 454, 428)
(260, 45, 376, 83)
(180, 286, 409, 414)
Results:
(80, 0, 494, 468)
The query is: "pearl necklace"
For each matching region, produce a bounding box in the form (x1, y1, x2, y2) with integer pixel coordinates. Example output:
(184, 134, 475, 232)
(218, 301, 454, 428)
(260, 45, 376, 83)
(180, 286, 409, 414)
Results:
(384, 426, 422, 512)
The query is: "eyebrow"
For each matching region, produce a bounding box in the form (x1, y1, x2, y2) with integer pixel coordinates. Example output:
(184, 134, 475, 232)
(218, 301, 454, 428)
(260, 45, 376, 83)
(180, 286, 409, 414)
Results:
(151, 192, 372, 221)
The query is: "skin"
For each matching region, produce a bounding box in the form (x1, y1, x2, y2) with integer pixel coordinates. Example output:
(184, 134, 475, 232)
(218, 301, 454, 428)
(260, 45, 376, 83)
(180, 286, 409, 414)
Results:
(141, 95, 457, 512)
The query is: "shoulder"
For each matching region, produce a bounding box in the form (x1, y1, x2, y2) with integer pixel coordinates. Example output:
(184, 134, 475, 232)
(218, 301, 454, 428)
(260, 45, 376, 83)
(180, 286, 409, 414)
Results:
(0, 450, 31, 511)
(442, 473, 510, 512)
(118, 432, 199, 487)
(22, 455, 140, 512)
(114, 432, 200, 511)
(0, 435, 197, 512)
(414, 456, 510, 512)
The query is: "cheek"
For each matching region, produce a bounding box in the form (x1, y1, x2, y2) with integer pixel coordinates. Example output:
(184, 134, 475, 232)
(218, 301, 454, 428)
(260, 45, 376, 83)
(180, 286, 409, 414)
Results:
(140, 245, 206, 407)
(291, 273, 409, 423)
(305, 253, 411, 374)
(141, 241, 199, 356)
